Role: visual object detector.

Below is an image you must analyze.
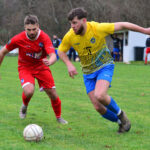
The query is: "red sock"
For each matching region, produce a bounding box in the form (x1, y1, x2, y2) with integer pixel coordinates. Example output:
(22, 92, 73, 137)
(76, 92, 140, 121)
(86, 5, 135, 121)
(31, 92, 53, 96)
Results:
(145, 56, 147, 64)
(51, 97, 61, 118)
(22, 92, 31, 106)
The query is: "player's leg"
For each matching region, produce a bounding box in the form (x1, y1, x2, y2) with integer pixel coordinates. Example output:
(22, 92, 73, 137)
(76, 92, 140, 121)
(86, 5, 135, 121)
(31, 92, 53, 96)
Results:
(83, 68, 120, 123)
(117, 52, 120, 61)
(113, 48, 118, 61)
(95, 80, 121, 114)
(36, 68, 68, 124)
(94, 79, 131, 133)
(20, 84, 35, 119)
(22, 83, 35, 105)
(44, 88, 68, 124)
(73, 49, 76, 61)
(113, 52, 116, 61)
(145, 48, 150, 64)
(145, 54, 148, 64)
(18, 68, 35, 119)
(88, 90, 120, 123)
(145, 48, 148, 64)
(68, 49, 72, 61)
(95, 65, 131, 133)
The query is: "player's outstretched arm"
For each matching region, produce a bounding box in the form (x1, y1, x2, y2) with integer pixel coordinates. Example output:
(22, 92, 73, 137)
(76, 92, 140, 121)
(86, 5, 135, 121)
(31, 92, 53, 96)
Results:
(0, 46, 9, 66)
(58, 50, 78, 79)
(114, 22, 150, 35)
(0, 46, 9, 80)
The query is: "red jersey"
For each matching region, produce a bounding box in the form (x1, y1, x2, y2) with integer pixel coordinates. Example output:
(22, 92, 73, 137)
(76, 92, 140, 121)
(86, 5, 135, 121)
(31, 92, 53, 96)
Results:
(6, 30, 55, 68)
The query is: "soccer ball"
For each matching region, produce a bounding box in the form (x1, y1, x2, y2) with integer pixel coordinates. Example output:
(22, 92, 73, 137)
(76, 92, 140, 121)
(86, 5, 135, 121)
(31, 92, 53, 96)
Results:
(23, 124, 43, 142)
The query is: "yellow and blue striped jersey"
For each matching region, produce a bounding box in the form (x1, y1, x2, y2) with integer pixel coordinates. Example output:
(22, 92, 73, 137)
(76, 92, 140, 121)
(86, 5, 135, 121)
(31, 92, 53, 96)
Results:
(58, 21, 115, 74)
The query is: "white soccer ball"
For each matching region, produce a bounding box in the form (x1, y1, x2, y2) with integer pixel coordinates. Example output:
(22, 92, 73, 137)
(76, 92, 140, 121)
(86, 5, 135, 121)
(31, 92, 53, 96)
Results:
(23, 124, 43, 142)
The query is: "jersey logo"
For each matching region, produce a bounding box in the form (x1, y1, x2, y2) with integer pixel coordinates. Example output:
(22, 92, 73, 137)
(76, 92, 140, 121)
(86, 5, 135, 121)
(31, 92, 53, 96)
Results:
(7, 40, 11, 45)
(39, 42, 44, 47)
(84, 46, 92, 55)
(21, 79, 24, 83)
(26, 51, 42, 59)
(90, 37, 96, 43)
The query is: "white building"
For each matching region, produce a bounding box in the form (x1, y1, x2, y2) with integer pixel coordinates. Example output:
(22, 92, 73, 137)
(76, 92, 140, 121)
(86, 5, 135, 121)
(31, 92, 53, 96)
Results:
(107, 31, 148, 63)
(9, 48, 18, 54)
(122, 31, 148, 63)
(0, 46, 18, 54)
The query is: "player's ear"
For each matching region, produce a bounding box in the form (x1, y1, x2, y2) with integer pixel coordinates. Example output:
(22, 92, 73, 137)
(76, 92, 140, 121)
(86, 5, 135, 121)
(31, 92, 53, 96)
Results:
(82, 18, 87, 23)
(24, 25, 26, 31)
(36, 23, 39, 28)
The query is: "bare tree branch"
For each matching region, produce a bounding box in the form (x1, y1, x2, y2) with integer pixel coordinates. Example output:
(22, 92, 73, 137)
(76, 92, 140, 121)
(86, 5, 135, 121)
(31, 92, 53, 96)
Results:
(51, 1, 59, 24)
(68, 0, 73, 9)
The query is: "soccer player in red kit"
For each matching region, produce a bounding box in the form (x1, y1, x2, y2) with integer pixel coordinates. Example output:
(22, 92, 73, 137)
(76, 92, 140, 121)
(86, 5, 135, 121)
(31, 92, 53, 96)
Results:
(145, 36, 150, 64)
(0, 15, 68, 124)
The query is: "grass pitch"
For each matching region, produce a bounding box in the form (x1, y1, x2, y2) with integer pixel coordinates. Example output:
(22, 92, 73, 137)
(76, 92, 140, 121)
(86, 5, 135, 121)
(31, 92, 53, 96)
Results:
(0, 56, 150, 150)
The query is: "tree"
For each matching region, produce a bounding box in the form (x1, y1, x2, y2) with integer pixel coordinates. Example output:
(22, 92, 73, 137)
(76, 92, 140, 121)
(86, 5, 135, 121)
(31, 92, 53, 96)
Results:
(0, 0, 149, 44)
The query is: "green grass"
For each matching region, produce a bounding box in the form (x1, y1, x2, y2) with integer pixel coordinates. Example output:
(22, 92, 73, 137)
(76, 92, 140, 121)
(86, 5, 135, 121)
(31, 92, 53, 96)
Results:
(0, 57, 150, 150)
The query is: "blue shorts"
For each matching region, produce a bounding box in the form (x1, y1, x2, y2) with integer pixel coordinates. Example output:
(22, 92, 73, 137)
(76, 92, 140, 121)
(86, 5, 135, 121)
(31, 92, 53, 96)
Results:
(83, 64, 114, 94)
(113, 48, 120, 53)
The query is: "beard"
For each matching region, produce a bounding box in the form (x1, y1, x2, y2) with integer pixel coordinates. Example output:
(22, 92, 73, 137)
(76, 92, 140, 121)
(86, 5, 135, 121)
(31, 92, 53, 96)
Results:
(27, 33, 38, 40)
(75, 25, 84, 35)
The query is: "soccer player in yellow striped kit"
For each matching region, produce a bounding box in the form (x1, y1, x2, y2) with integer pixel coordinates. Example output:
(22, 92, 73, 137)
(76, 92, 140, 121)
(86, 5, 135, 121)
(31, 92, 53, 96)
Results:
(58, 7, 150, 133)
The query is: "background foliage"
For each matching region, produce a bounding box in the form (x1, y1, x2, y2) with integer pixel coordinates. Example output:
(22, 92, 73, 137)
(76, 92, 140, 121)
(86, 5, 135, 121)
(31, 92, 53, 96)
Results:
(0, 0, 150, 44)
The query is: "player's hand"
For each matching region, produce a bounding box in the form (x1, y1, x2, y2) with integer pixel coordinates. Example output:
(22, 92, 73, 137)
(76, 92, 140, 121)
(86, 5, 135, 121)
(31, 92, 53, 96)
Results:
(67, 64, 78, 79)
(42, 58, 51, 66)
(43, 53, 57, 66)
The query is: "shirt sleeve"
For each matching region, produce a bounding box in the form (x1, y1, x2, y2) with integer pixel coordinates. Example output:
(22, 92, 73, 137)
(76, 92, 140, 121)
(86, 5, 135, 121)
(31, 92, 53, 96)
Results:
(58, 32, 71, 53)
(94, 22, 115, 37)
(5, 36, 18, 51)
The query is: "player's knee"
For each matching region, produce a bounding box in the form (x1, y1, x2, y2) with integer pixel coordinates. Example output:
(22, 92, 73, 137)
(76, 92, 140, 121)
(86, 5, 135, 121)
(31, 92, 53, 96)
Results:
(94, 93, 106, 102)
(24, 90, 34, 98)
(23, 86, 34, 98)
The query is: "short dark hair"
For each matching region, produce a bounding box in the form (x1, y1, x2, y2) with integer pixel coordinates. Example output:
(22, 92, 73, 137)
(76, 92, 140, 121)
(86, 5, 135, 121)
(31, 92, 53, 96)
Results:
(24, 15, 39, 25)
(67, 7, 87, 21)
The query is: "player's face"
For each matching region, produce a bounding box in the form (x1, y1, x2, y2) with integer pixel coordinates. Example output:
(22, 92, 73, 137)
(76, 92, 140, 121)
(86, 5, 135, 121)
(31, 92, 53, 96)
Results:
(70, 16, 86, 35)
(25, 24, 39, 40)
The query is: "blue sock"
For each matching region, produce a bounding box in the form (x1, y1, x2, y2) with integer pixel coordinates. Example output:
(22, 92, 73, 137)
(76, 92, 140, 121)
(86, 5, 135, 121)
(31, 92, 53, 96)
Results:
(113, 54, 116, 60)
(102, 109, 118, 122)
(107, 97, 121, 115)
(117, 54, 120, 61)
